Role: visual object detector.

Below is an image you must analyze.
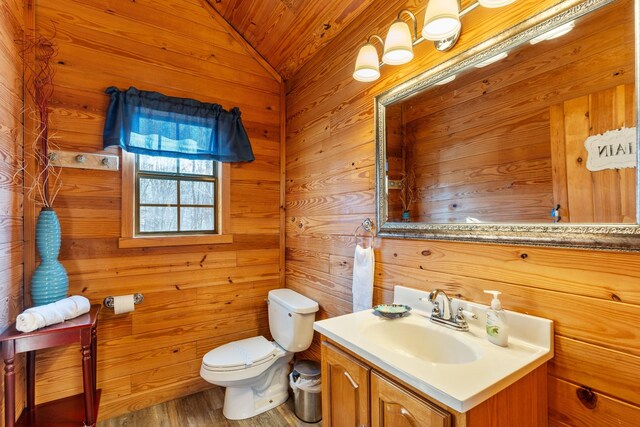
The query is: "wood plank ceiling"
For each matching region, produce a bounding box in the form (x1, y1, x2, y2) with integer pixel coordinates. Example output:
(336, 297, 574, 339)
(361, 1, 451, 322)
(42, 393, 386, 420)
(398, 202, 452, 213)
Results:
(205, 0, 380, 79)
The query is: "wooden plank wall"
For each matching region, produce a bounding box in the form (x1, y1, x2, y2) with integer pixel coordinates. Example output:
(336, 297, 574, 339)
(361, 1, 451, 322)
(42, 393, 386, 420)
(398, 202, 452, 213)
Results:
(0, 0, 25, 425)
(390, 2, 633, 224)
(24, 0, 283, 421)
(285, 0, 640, 425)
(403, 106, 553, 223)
(384, 103, 404, 220)
(402, 81, 553, 223)
(551, 84, 636, 223)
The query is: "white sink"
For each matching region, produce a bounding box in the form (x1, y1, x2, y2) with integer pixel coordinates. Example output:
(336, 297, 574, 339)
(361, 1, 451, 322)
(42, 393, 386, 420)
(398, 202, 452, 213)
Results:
(362, 320, 481, 364)
(314, 285, 553, 413)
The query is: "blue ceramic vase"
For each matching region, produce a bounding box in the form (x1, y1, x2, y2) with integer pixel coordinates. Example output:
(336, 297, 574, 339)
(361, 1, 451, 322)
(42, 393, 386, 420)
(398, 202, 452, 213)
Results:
(31, 208, 68, 306)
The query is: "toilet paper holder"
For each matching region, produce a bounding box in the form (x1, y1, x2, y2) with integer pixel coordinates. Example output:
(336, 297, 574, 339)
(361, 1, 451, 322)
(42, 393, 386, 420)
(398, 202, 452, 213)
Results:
(103, 293, 144, 309)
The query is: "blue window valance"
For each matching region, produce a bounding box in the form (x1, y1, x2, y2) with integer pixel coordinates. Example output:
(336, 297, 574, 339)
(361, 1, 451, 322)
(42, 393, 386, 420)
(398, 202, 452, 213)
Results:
(103, 86, 254, 162)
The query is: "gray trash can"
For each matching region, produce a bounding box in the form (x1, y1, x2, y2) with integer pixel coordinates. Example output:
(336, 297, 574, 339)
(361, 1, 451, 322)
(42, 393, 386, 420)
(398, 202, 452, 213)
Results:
(290, 359, 322, 423)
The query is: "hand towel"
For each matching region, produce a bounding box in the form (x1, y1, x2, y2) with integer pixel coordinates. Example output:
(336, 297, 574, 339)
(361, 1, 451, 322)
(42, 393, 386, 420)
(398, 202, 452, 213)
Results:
(16, 295, 91, 333)
(352, 244, 375, 312)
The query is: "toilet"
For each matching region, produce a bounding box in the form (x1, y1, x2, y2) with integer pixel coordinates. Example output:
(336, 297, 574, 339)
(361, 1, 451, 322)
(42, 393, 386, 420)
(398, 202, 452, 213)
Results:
(200, 288, 319, 420)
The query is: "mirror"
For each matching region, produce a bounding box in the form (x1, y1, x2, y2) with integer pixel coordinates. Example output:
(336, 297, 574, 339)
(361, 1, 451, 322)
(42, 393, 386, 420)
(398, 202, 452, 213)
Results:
(376, 0, 640, 250)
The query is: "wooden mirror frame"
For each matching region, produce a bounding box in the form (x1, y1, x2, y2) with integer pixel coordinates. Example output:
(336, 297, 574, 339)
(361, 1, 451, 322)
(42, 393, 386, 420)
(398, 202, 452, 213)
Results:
(375, 0, 640, 251)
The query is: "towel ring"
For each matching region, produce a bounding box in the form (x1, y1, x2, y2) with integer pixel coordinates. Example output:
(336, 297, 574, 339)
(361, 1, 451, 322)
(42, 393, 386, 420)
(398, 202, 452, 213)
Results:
(354, 218, 375, 248)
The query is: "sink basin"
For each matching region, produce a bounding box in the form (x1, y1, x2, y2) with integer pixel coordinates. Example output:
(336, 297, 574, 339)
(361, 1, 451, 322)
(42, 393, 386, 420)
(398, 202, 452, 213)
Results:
(314, 286, 553, 412)
(363, 320, 481, 364)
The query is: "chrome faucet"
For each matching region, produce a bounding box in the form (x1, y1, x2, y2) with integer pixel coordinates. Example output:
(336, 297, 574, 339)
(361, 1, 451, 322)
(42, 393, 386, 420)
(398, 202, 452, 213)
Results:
(428, 289, 453, 319)
(423, 289, 473, 332)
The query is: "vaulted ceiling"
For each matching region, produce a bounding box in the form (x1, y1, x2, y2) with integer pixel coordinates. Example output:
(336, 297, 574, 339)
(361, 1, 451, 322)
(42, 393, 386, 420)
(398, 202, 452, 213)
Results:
(205, 0, 380, 79)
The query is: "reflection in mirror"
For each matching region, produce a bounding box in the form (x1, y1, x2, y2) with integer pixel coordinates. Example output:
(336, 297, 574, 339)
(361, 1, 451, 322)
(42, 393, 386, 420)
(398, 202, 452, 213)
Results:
(384, 0, 635, 225)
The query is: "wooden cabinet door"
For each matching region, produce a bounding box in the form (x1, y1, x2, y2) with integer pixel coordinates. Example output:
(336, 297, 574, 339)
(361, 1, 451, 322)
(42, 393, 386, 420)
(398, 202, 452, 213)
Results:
(371, 372, 451, 427)
(321, 341, 371, 427)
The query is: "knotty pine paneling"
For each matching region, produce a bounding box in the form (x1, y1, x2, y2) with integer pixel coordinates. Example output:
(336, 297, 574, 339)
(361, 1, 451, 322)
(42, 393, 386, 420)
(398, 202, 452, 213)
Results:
(0, 0, 25, 425)
(551, 85, 636, 223)
(387, 0, 634, 223)
(208, 0, 379, 79)
(285, 0, 640, 424)
(385, 103, 405, 221)
(25, 0, 283, 421)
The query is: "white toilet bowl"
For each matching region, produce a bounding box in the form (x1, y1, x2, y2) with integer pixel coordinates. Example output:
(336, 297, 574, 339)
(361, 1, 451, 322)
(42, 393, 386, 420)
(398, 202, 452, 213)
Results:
(200, 336, 293, 419)
(200, 289, 319, 420)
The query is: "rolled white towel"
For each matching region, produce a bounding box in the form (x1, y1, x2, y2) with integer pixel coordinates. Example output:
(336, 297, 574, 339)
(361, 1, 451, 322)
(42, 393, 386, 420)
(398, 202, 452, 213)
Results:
(54, 297, 78, 319)
(15, 312, 42, 333)
(70, 295, 91, 314)
(16, 295, 91, 333)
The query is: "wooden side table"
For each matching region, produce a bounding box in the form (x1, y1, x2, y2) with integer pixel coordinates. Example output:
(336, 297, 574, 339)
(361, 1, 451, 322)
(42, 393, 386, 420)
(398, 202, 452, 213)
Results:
(0, 305, 101, 427)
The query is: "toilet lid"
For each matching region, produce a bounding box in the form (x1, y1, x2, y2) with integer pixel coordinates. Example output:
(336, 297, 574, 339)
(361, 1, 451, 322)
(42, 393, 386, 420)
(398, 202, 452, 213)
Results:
(202, 336, 278, 371)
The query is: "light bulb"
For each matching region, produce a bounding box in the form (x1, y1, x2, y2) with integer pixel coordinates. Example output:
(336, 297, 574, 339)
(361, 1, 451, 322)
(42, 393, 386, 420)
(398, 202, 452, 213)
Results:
(435, 75, 456, 85)
(474, 51, 508, 68)
(529, 21, 575, 45)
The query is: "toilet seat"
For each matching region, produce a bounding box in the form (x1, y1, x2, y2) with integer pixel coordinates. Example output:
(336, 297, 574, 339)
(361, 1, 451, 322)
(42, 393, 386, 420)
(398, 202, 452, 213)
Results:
(202, 336, 278, 372)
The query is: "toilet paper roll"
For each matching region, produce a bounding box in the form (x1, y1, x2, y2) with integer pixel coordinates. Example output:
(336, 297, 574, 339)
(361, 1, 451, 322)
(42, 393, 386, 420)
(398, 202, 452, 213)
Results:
(113, 294, 135, 315)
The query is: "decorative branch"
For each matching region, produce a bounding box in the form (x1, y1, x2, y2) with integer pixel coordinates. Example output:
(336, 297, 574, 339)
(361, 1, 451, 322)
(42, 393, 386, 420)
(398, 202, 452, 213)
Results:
(17, 31, 61, 208)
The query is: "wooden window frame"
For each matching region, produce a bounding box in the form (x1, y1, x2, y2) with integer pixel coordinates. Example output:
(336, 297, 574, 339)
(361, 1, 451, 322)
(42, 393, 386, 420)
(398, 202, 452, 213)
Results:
(136, 159, 218, 235)
(119, 151, 232, 248)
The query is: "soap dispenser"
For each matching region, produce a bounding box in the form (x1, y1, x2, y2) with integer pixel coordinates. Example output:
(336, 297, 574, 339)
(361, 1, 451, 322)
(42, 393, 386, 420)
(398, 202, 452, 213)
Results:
(484, 290, 508, 347)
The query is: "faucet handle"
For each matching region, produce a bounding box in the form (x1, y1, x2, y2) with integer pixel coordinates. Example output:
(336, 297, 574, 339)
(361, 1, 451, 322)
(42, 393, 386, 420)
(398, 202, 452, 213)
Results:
(454, 307, 469, 328)
(432, 301, 441, 317)
(458, 307, 478, 320)
(454, 307, 477, 328)
(418, 296, 442, 318)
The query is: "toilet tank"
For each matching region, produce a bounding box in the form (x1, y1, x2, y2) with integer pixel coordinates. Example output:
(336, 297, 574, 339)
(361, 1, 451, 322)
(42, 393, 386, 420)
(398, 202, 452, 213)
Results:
(268, 289, 319, 352)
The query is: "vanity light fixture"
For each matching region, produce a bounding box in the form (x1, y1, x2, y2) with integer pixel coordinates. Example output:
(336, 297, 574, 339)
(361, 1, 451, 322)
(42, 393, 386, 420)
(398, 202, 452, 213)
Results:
(422, 0, 461, 41)
(473, 51, 508, 68)
(383, 11, 418, 65)
(529, 20, 575, 45)
(353, 0, 517, 83)
(353, 35, 385, 82)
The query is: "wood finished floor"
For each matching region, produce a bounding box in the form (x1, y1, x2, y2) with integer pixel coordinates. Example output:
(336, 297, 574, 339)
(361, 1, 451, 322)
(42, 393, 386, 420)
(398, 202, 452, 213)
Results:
(97, 387, 322, 427)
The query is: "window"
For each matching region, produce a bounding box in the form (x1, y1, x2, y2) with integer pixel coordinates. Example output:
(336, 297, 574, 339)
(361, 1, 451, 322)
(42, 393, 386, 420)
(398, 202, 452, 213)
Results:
(136, 154, 218, 235)
(104, 87, 249, 248)
(119, 152, 232, 248)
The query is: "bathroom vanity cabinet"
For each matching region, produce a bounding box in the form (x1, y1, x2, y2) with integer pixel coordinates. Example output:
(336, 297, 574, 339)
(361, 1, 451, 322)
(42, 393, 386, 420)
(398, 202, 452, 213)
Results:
(321, 339, 371, 426)
(320, 338, 548, 427)
(370, 372, 451, 427)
